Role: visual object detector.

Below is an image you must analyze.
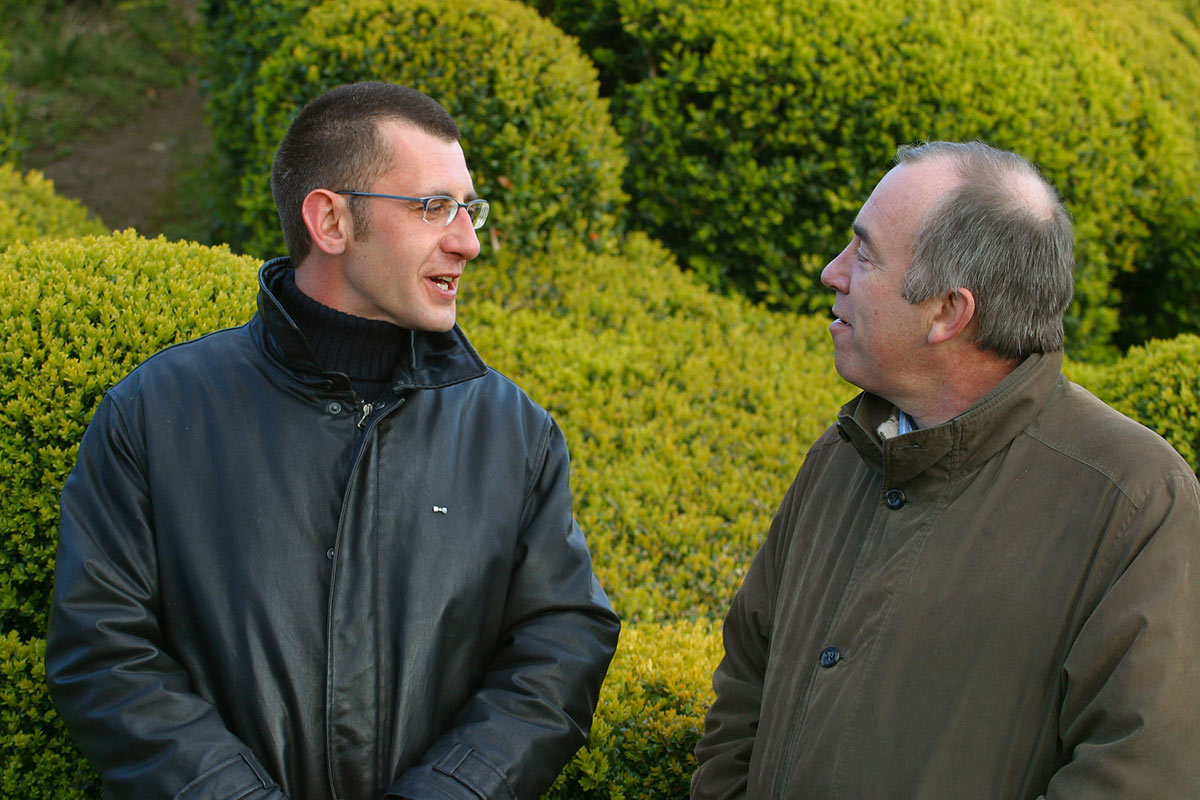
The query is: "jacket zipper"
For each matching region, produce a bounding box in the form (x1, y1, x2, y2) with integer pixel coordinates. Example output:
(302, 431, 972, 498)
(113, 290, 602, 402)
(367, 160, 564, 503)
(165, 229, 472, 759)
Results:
(356, 402, 373, 429)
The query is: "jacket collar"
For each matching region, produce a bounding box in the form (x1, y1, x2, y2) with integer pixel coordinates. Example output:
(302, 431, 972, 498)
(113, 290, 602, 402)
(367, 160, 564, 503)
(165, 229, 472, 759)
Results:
(836, 350, 1065, 484)
(252, 257, 488, 392)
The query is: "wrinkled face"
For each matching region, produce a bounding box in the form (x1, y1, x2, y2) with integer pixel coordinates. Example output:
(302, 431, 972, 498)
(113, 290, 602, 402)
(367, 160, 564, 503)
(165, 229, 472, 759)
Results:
(819, 159, 959, 400)
(337, 120, 481, 331)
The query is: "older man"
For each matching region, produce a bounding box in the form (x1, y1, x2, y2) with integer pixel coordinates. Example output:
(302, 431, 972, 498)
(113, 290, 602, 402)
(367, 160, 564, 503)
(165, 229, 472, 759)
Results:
(691, 141, 1200, 799)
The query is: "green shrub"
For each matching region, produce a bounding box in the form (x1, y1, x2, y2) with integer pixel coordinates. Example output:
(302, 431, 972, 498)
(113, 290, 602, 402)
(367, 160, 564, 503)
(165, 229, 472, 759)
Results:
(218, 0, 626, 259)
(7, 228, 1199, 797)
(464, 233, 849, 621)
(199, 0, 312, 248)
(1066, 335, 1200, 473)
(0, 163, 107, 251)
(545, 619, 721, 799)
(539, 0, 1200, 359)
(1055, 0, 1200, 348)
(0, 232, 259, 640)
(1, 631, 97, 798)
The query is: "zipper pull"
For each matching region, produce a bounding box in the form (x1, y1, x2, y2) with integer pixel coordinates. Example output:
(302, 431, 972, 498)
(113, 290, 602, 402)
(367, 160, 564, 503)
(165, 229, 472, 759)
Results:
(357, 402, 373, 429)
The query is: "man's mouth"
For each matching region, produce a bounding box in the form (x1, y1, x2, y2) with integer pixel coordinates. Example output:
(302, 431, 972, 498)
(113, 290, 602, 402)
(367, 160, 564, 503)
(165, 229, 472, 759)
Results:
(430, 276, 457, 292)
(831, 311, 851, 328)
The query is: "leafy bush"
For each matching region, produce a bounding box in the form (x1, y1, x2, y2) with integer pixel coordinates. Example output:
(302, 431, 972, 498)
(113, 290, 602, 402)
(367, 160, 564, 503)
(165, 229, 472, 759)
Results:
(1, 631, 96, 798)
(0, 232, 259, 641)
(1065, 335, 1200, 472)
(5, 227, 1200, 796)
(214, 0, 626, 259)
(0, 163, 106, 251)
(534, 0, 1200, 359)
(199, 0, 311, 247)
(545, 620, 721, 799)
(465, 233, 848, 621)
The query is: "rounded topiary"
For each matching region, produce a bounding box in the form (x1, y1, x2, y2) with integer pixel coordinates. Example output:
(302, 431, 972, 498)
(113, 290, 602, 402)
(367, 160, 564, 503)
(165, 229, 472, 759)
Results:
(464, 233, 849, 622)
(0, 164, 107, 251)
(1066, 335, 1200, 473)
(235, 0, 626, 259)
(1054, 0, 1200, 348)
(580, 0, 1200, 360)
(0, 231, 259, 641)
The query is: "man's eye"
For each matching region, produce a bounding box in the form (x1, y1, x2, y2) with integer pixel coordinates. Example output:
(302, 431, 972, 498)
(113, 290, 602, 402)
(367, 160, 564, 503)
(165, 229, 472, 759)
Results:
(425, 198, 452, 214)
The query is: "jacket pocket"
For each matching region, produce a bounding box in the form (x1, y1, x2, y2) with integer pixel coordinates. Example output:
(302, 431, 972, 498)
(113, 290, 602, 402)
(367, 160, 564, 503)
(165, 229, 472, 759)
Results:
(175, 753, 278, 800)
(432, 742, 514, 800)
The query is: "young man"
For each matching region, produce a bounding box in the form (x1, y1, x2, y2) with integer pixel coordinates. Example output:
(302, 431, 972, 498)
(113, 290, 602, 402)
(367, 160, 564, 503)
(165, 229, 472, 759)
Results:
(47, 81, 620, 800)
(692, 142, 1200, 799)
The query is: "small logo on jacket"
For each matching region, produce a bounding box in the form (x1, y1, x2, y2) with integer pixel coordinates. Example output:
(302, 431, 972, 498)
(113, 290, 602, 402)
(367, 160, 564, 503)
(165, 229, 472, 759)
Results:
(432, 506, 448, 514)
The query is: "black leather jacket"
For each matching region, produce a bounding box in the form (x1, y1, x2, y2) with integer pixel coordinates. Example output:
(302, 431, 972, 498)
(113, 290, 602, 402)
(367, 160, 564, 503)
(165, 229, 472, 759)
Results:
(47, 259, 620, 800)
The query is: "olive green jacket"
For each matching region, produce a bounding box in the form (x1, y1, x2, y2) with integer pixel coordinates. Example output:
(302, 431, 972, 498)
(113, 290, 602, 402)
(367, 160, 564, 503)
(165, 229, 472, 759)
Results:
(692, 351, 1200, 799)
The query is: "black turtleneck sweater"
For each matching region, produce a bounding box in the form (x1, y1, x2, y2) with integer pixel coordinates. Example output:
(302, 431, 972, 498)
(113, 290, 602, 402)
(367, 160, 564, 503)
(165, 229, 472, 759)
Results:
(275, 268, 408, 403)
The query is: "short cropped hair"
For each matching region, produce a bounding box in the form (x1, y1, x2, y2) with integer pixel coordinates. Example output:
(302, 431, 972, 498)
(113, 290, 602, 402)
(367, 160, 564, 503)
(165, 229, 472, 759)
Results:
(271, 81, 461, 263)
(896, 141, 1075, 360)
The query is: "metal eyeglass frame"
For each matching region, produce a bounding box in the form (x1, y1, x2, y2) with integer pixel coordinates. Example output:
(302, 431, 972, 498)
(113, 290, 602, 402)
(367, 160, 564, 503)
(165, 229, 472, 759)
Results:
(335, 190, 490, 229)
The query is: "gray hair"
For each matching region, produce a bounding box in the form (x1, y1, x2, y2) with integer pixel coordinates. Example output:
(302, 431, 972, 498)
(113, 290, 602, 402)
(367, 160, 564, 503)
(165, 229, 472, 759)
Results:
(896, 141, 1074, 360)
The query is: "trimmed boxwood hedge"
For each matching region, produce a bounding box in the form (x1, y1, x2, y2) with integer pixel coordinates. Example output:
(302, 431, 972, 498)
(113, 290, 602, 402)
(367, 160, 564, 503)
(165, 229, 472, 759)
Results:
(464, 233, 847, 621)
(4, 225, 1200, 795)
(0, 232, 259, 640)
(534, 0, 1200, 360)
(1065, 335, 1200, 471)
(0, 163, 107, 251)
(213, 0, 626, 260)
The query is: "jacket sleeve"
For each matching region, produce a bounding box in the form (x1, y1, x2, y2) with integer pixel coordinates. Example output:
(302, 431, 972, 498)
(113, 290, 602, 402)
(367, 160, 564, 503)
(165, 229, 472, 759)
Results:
(386, 414, 621, 800)
(1044, 471, 1200, 798)
(689, 476, 794, 800)
(45, 393, 289, 800)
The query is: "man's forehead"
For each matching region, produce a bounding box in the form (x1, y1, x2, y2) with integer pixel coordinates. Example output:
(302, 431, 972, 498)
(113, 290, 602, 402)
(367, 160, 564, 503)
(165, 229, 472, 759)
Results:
(855, 159, 961, 238)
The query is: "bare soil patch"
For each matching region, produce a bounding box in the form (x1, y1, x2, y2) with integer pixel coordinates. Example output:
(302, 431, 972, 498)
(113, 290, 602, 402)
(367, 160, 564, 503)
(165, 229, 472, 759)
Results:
(30, 77, 211, 239)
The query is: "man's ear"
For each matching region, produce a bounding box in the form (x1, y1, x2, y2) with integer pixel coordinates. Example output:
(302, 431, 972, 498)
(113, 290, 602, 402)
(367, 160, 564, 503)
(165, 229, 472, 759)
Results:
(301, 189, 351, 256)
(927, 287, 977, 345)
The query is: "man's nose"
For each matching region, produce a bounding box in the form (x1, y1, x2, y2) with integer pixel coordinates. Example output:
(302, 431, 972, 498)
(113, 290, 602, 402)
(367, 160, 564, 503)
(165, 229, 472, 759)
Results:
(820, 244, 851, 292)
(443, 210, 481, 260)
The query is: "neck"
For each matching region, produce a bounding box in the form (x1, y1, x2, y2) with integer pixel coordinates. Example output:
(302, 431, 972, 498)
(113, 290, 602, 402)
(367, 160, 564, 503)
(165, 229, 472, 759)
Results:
(902, 351, 1020, 429)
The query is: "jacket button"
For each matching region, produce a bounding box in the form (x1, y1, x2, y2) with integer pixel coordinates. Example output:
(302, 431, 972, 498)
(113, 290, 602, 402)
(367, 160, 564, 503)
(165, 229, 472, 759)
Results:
(325, 548, 335, 560)
(819, 646, 841, 668)
(884, 488, 906, 510)
(326, 401, 342, 415)
(835, 422, 849, 442)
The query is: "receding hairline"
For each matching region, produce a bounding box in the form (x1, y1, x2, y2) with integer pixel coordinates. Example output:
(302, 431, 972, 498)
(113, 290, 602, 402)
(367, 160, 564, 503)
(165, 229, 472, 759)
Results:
(897, 142, 1058, 224)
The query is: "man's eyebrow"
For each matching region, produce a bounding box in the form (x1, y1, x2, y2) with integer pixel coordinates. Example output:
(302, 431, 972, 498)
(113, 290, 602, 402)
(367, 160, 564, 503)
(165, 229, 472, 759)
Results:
(427, 189, 479, 202)
(851, 221, 870, 247)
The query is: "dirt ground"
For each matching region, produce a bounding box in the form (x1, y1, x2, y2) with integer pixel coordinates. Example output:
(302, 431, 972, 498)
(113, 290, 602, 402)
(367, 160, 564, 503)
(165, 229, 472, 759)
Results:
(32, 78, 212, 239)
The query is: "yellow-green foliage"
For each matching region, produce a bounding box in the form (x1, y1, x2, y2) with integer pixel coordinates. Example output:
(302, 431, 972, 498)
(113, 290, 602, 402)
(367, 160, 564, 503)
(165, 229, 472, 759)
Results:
(0, 231, 259, 640)
(545, 620, 722, 799)
(1055, 0, 1200, 347)
(1066, 335, 1200, 472)
(555, 0, 1200, 359)
(0, 163, 106, 251)
(465, 234, 849, 621)
(234, 0, 626, 259)
(1, 631, 97, 797)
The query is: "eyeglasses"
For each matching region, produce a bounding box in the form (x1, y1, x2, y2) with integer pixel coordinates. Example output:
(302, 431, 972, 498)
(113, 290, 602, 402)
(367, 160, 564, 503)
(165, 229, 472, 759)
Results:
(336, 190, 490, 229)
